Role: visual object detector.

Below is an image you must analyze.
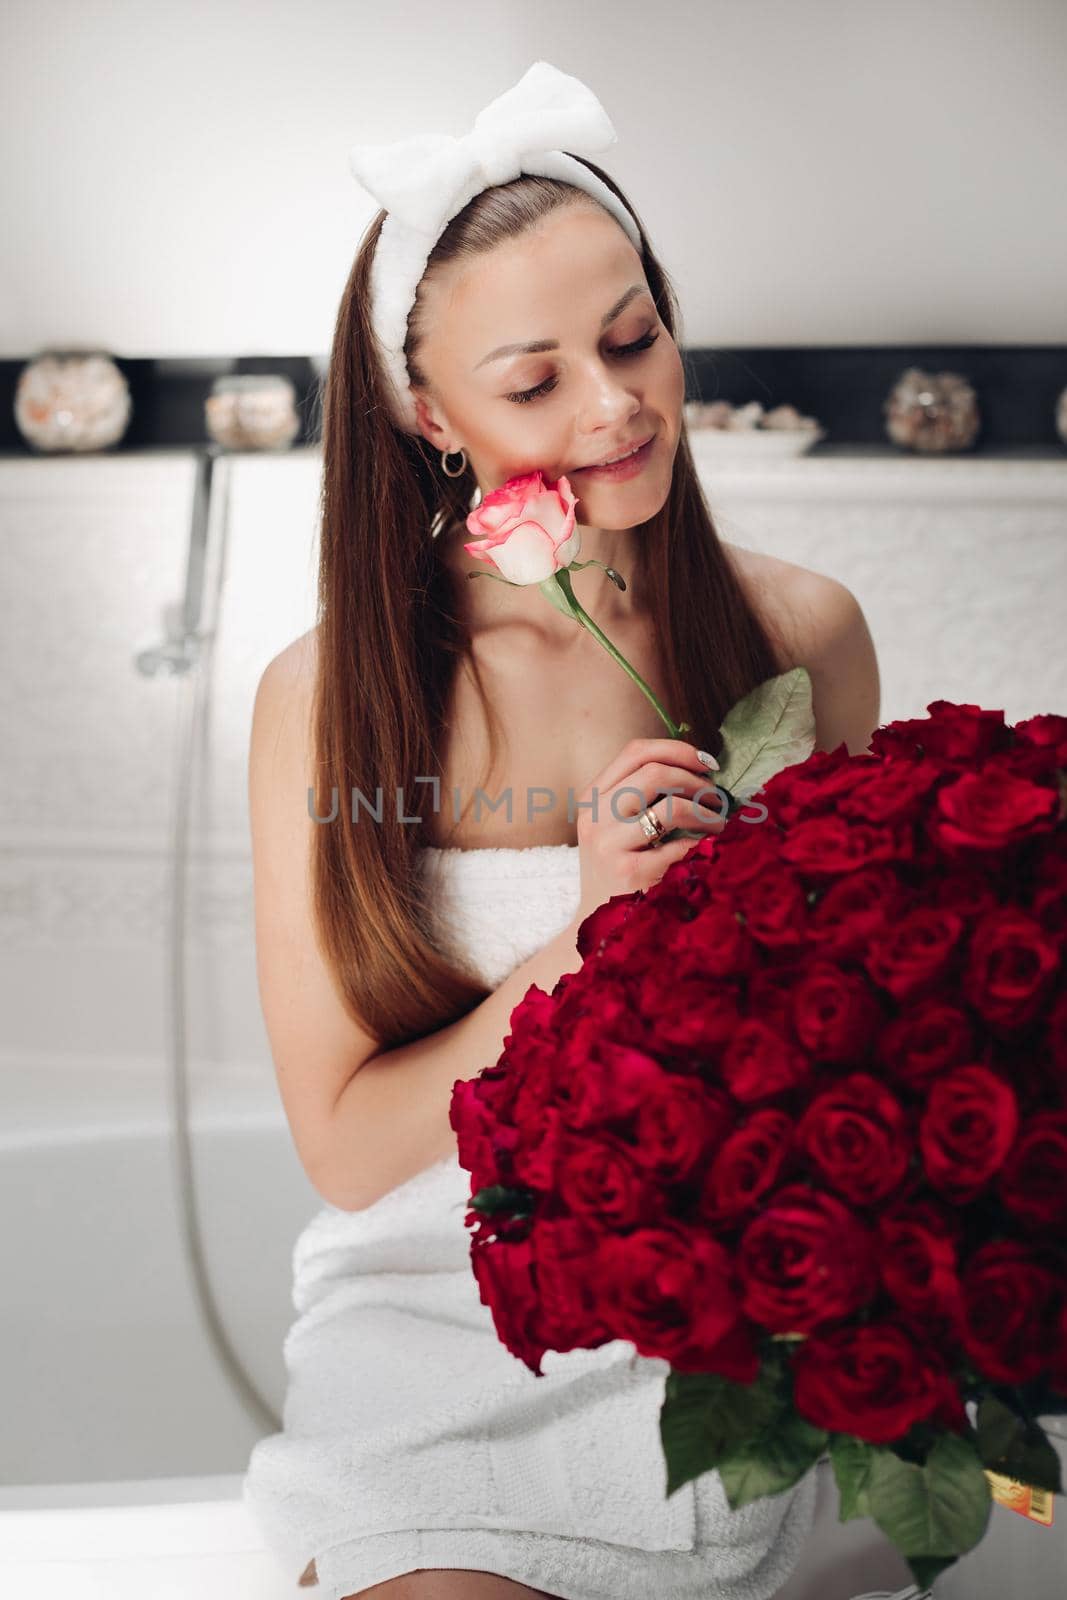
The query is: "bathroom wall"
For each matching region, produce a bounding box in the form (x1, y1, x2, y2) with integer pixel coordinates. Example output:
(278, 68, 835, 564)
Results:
(1, 0, 1065, 359)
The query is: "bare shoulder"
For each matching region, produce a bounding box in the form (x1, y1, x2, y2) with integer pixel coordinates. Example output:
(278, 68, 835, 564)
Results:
(725, 542, 869, 665)
(264, 623, 319, 691)
(724, 542, 841, 665)
(723, 542, 881, 755)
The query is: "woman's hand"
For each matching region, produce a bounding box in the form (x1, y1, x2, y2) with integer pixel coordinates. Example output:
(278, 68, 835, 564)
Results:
(572, 737, 725, 926)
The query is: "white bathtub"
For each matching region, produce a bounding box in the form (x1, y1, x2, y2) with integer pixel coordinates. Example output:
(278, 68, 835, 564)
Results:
(0, 1057, 320, 1597)
(2, 1060, 1064, 1600)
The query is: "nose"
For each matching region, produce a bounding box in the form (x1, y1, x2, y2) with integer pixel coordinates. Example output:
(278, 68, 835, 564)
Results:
(574, 358, 642, 435)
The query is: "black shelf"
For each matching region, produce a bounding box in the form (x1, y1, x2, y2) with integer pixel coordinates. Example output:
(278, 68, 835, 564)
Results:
(0, 346, 1064, 454)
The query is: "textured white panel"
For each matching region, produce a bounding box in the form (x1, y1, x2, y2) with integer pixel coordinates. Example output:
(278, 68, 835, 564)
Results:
(0, 454, 197, 843)
(695, 450, 1067, 727)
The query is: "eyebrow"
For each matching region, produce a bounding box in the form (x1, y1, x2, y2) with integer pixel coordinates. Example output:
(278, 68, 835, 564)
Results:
(474, 284, 652, 369)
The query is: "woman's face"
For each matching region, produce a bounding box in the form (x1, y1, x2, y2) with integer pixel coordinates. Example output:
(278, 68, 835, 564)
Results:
(411, 204, 685, 532)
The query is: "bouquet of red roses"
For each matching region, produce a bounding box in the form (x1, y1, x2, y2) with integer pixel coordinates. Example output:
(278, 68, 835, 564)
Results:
(449, 701, 1067, 1591)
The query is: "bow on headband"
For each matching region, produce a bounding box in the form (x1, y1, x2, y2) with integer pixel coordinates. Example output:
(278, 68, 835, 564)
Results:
(347, 60, 642, 434)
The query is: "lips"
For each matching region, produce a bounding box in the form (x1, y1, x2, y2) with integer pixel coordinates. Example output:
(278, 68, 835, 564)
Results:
(572, 433, 654, 471)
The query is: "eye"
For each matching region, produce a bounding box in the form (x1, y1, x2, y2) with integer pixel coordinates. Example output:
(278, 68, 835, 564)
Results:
(505, 331, 660, 405)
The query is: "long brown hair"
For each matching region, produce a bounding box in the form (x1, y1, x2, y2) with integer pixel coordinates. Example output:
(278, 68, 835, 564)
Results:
(310, 157, 785, 1050)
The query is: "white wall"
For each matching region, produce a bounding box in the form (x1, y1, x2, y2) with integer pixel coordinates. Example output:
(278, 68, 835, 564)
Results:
(2, 0, 1065, 359)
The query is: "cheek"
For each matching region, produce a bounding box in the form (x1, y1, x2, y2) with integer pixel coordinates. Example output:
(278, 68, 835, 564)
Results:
(657, 339, 685, 397)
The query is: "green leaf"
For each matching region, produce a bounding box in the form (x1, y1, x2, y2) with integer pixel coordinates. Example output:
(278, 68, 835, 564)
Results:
(866, 1431, 992, 1559)
(468, 1184, 535, 1217)
(715, 667, 818, 802)
(660, 1368, 781, 1497)
(975, 1392, 1064, 1495)
(660, 1353, 826, 1511)
(829, 1432, 877, 1521)
(716, 1407, 829, 1508)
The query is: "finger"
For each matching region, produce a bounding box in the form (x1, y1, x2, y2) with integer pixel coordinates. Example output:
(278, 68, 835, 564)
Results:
(581, 738, 714, 801)
(638, 831, 703, 867)
(650, 794, 725, 841)
(600, 765, 723, 832)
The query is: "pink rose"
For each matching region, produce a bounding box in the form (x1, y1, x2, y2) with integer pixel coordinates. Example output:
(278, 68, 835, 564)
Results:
(464, 471, 580, 584)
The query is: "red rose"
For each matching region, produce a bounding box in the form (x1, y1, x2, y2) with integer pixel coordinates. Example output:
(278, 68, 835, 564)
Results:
(864, 906, 967, 1001)
(470, 1227, 550, 1372)
(837, 759, 943, 825)
(645, 976, 741, 1055)
(962, 907, 1061, 1029)
(556, 1039, 664, 1129)
(510, 1036, 569, 1133)
(792, 1320, 967, 1443)
(510, 1104, 566, 1190)
(450, 1077, 504, 1182)
(795, 1072, 912, 1206)
(922, 864, 1001, 922)
(870, 702, 1011, 763)
(550, 981, 651, 1062)
(531, 1212, 618, 1358)
(721, 1018, 811, 1102)
(1015, 712, 1067, 766)
(919, 1064, 1019, 1202)
(780, 816, 907, 878)
(701, 817, 784, 887)
(737, 1183, 878, 1333)
(808, 865, 903, 960)
(631, 1076, 735, 1184)
(596, 1225, 759, 1378)
(699, 1108, 793, 1223)
(878, 1209, 964, 1327)
(997, 1112, 1067, 1229)
(746, 965, 806, 1033)
(928, 769, 1059, 856)
(877, 998, 976, 1090)
(733, 866, 810, 950)
(555, 1129, 668, 1228)
(576, 892, 642, 960)
(763, 748, 880, 826)
(667, 898, 758, 979)
(1032, 856, 1067, 938)
(998, 742, 1067, 786)
(1050, 989, 1067, 1077)
(959, 1240, 1062, 1384)
(790, 961, 884, 1063)
(651, 874, 714, 920)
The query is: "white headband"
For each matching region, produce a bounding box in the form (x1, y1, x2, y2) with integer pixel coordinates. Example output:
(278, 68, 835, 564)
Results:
(348, 60, 643, 436)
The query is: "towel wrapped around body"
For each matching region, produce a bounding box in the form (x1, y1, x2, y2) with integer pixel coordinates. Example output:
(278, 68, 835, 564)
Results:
(242, 844, 818, 1600)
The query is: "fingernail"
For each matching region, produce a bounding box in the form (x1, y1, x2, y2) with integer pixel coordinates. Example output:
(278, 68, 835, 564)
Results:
(697, 748, 720, 771)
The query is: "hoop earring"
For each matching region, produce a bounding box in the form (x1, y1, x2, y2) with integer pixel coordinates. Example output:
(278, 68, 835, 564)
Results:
(441, 446, 467, 478)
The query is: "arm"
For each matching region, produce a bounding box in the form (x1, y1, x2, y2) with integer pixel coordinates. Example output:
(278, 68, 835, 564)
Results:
(250, 629, 585, 1214)
(321, 917, 585, 1213)
(249, 634, 389, 1197)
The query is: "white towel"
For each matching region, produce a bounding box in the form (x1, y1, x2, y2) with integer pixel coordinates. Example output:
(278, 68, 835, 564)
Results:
(245, 1152, 701, 1550)
(243, 844, 818, 1596)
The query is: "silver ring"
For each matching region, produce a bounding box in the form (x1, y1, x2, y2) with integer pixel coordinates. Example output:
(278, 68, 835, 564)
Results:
(637, 806, 665, 843)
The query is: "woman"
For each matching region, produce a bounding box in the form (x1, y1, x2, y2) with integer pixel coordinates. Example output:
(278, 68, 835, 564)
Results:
(243, 62, 881, 1600)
